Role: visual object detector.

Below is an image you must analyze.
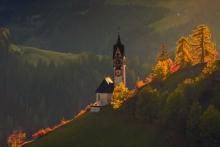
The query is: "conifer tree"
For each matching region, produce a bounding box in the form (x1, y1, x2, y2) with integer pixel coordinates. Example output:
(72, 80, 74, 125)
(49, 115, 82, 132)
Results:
(190, 24, 216, 63)
(199, 105, 220, 142)
(157, 42, 169, 62)
(175, 36, 193, 68)
(149, 58, 172, 82)
(135, 86, 160, 123)
(163, 89, 189, 130)
(186, 101, 201, 136)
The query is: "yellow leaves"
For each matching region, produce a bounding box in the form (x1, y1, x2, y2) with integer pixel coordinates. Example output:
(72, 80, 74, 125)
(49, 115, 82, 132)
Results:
(149, 59, 172, 82)
(175, 36, 193, 68)
(195, 60, 217, 81)
(183, 78, 194, 85)
(190, 24, 217, 63)
(111, 82, 129, 109)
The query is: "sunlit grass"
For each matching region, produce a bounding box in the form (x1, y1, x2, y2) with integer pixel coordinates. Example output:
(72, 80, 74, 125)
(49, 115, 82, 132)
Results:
(149, 15, 190, 33)
(24, 106, 164, 146)
(10, 44, 79, 66)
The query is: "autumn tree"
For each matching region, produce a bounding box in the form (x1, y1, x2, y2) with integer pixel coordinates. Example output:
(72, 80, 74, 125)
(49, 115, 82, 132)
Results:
(190, 24, 216, 64)
(111, 82, 129, 109)
(186, 101, 202, 137)
(149, 58, 172, 83)
(199, 105, 220, 142)
(8, 127, 26, 147)
(175, 36, 193, 68)
(157, 42, 169, 61)
(195, 59, 218, 81)
(135, 86, 160, 123)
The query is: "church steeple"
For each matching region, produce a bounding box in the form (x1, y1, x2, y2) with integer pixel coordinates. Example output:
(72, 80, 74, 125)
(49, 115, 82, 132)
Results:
(113, 30, 126, 87)
(116, 27, 122, 45)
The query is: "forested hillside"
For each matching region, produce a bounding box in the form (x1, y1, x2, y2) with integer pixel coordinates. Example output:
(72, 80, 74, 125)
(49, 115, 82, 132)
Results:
(3, 0, 220, 63)
(24, 23, 220, 147)
(0, 28, 152, 147)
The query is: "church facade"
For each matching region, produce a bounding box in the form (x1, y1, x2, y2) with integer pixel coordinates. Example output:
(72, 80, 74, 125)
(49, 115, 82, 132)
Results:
(90, 32, 126, 112)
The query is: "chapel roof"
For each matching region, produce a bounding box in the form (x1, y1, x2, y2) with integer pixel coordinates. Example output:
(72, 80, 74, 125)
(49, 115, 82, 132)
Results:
(95, 76, 114, 93)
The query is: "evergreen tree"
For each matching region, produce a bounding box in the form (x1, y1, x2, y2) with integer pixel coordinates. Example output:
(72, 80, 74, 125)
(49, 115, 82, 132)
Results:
(163, 89, 189, 130)
(157, 42, 169, 62)
(199, 105, 220, 142)
(190, 24, 216, 63)
(122, 90, 138, 119)
(175, 36, 193, 68)
(186, 101, 201, 137)
(135, 86, 160, 123)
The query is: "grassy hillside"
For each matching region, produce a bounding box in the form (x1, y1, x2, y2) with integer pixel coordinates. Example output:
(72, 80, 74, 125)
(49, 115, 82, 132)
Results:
(24, 106, 200, 147)
(23, 61, 220, 147)
(10, 44, 79, 66)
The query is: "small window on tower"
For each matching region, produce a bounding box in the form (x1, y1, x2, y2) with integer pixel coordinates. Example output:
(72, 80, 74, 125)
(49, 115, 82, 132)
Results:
(115, 48, 122, 58)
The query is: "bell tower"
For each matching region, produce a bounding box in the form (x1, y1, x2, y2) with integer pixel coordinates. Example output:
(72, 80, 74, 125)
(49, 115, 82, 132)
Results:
(113, 30, 126, 87)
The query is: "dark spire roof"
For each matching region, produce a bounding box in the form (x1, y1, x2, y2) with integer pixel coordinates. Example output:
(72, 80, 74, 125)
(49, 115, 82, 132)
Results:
(113, 30, 125, 58)
(116, 28, 121, 45)
(95, 77, 114, 93)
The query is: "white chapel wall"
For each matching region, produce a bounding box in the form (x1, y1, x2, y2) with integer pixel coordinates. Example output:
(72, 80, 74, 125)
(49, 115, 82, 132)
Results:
(96, 93, 112, 106)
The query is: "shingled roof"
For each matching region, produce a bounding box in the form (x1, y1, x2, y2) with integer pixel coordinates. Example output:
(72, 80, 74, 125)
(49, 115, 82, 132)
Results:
(95, 77, 114, 93)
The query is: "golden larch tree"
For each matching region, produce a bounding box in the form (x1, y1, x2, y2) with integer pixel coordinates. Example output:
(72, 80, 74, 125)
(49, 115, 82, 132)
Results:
(175, 36, 193, 68)
(157, 42, 170, 62)
(149, 58, 172, 82)
(190, 24, 216, 64)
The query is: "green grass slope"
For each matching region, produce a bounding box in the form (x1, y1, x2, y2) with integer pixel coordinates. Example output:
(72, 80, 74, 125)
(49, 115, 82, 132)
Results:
(24, 106, 200, 147)
(10, 44, 79, 66)
(23, 61, 220, 147)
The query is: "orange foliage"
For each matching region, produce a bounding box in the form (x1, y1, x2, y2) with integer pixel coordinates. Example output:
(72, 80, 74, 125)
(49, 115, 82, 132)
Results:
(170, 62, 180, 74)
(216, 53, 220, 60)
(195, 61, 217, 81)
(127, 88, 137, 99)
(74, 103, 92, 118)
(32, 129, 46, 138)
(145, 77, 152, 83)
(8, 127, 26, 147)
(75, 110, 86, 118)
(32, 119, 71, 138)
(136, 80, 145, 88)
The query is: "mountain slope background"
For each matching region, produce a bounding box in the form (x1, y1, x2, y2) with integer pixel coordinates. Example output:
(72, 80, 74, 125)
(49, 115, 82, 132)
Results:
(2, 0, 220, 62)
(0, 43, 152, 147)
(1, 0, 220, 146)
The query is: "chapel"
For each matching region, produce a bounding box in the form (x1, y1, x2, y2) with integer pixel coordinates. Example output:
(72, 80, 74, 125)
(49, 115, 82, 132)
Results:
(90, 31, 126, 112)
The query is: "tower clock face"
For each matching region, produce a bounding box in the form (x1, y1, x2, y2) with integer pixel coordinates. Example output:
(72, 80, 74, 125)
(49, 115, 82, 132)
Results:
(115, 68, 122, 77)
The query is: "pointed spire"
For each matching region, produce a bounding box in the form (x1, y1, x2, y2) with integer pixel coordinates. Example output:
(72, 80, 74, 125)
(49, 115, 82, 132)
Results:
(117, 26, 121, 44)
